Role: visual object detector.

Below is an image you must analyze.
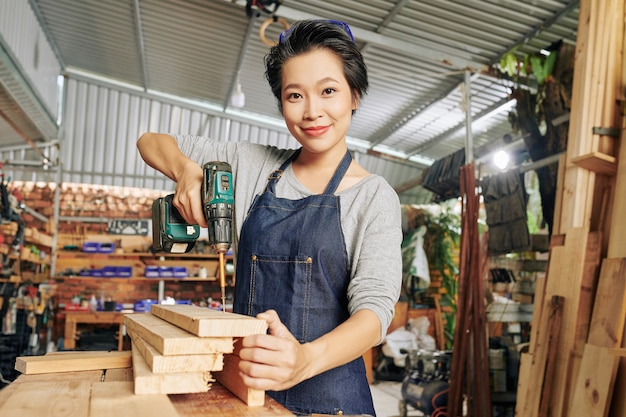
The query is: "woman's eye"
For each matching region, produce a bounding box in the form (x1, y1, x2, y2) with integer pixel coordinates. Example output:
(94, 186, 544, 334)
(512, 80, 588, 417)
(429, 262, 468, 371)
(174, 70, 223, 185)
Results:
(286, 92, 301, 100)
(323, 88, 336, 95)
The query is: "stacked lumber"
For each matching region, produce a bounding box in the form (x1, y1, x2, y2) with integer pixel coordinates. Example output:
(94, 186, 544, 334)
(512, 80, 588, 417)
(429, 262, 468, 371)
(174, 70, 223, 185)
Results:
(556, 0, 624, 234)
(124, 304, 268, 406)
(514, 229, 602, 417)
(7, 350, 293, 416)
(514, 0, 626, 415)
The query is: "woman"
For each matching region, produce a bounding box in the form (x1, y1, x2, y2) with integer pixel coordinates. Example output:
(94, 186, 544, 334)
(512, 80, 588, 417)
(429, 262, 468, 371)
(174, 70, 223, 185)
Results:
(137, 19, 402, 416)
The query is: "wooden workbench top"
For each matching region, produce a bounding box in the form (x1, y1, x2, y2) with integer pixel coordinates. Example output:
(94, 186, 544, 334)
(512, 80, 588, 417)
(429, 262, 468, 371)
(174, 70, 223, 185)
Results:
(0, 356, 293, 417)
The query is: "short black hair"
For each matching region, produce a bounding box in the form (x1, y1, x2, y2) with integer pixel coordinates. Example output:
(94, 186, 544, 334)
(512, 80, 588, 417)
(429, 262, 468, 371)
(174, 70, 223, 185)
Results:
(265, 20, 368, 114)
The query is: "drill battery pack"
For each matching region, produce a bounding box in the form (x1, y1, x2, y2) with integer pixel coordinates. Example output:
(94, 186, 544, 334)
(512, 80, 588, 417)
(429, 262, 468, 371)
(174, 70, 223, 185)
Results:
(152, 194, 200, 253)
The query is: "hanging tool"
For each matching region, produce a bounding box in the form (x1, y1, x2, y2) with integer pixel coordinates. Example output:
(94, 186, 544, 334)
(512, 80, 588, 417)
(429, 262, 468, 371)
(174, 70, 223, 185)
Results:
(152, 162, 234, 312)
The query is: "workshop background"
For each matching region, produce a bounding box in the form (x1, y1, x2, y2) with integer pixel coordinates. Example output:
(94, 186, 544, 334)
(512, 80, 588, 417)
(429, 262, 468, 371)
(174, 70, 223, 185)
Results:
(1, 1, 625, 417)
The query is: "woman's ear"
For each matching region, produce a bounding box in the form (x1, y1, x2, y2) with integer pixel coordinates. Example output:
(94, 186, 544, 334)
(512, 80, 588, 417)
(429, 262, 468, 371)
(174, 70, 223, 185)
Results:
(352, 91, 360, 111)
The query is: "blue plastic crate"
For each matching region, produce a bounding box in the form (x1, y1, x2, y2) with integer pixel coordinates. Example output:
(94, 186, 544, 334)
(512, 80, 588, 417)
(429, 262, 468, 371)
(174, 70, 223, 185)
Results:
(134, 299, 158, 312)
(82, 242, 99, 252)
(102, 266, 117, 277)
(144, 266, 159, 278)
(90, 269, 103, 277)
(172, 267, 188, 278)
(98, 242, 115, 253)
(116, 266, 132, 277)
(158, 266, 173, 277)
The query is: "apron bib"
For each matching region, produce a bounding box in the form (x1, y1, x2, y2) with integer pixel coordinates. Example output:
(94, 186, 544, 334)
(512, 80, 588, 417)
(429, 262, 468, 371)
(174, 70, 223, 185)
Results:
(234, 149, 375, 416)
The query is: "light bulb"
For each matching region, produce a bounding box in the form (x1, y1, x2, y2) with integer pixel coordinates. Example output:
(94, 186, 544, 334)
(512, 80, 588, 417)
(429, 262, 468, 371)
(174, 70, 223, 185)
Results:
(493, 150, 510, 170)
(230, 83, 245, 108)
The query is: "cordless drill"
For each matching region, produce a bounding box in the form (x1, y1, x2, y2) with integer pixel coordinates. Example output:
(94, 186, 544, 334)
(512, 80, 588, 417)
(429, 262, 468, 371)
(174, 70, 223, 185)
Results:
(152, 162, 234, 311)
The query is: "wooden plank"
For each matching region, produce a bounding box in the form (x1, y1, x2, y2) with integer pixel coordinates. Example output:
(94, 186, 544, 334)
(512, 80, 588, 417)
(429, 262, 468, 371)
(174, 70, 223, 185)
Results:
(129, 331, 224, 373)
(150, 304, 268, 337)
(14, 370, 104, 383)
(104, 367, 133, 382)
(214, 354, 265, 407)
(551, 228, 597, 417)
(131, 342, 213, 395)
(522, 246, 565, 417)
(588, 258, 626, 346)
(90, 381, 181, 417)
(538, 296, 565, 417)
(515, 352, 533, 416)
(528, 275, 547, 355)
(609, 349, 626, 358)
(570, 344, 620, 417)
(124, 313, 234, 356)
(168, 384, 293, 416)
(570, 152, 617, 175)
(0, 380, 91, 416)
(15, 351, 131, 374)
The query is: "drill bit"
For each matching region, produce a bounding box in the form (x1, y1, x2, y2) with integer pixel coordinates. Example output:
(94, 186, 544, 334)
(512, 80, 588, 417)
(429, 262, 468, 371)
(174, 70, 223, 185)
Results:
(218, 252, 227, 313)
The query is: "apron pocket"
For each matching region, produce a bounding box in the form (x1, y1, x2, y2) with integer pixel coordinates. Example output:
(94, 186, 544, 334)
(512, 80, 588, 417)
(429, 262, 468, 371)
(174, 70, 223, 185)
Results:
(250, 254, 313, 342)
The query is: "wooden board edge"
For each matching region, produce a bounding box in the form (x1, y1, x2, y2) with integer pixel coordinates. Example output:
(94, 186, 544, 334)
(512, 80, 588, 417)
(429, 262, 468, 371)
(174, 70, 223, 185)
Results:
(213, 354, 265, 407)
(15, 351, 131, 375)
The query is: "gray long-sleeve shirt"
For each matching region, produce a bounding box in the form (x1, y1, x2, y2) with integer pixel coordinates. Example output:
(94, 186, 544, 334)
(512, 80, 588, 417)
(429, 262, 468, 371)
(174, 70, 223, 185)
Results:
(174, 135, 402, 341)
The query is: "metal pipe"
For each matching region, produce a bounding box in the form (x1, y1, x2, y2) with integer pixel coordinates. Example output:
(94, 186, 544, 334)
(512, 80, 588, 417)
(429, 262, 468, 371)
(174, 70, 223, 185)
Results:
(464, 70, 474, 165)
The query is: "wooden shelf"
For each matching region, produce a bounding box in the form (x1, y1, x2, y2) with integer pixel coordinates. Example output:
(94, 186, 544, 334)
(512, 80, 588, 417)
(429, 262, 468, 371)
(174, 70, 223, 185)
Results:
(52, 275, 224, 282)
(56, 251, 230, 258)
(571, 151, 617, 175)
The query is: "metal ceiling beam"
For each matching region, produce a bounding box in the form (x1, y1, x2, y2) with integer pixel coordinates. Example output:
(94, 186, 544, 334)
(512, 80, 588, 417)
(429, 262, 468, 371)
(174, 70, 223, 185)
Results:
(406, 96, 513, 157)
(132, 0, 149, 91)
(0, 108, 50, 163)
(366, 77, 464, 149)
(27, 0, 65, 69)
(229, 0, 488, 72)
(491, 0, 580, 65)
(0, 44, 58, 146)
(223, 14, 258, 111)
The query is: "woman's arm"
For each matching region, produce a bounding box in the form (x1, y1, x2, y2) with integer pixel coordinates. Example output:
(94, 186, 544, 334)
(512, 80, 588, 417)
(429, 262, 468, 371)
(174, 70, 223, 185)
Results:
(136, 132, 207, 226)
(238, 308, 380, 391)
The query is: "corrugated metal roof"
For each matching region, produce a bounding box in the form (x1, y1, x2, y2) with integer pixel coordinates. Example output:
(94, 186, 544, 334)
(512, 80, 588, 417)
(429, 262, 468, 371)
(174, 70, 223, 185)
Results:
(0, 0, 579, 204)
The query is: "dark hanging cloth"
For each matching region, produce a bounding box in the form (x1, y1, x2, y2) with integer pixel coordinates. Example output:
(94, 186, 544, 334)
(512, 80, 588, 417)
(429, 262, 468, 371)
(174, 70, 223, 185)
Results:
(481, 169, 531, 254)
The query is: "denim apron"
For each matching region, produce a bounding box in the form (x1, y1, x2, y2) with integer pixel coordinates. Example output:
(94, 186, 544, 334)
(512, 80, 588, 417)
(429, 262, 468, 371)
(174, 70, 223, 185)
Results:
(234, 149, 376, 416)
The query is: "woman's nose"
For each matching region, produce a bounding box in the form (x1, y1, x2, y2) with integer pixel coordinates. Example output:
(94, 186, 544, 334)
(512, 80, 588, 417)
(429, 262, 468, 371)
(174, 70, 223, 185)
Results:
(303, 98, 322, 119)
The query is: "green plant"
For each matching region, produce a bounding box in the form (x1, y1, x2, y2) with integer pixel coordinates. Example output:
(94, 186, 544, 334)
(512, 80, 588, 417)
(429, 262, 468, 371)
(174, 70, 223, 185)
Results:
(424, 210, 460, 349)
(402, 207, 460, 349)
(499, 49, 557, 86)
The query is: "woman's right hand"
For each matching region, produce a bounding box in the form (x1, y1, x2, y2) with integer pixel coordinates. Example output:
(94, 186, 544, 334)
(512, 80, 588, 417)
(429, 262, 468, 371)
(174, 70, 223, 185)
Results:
(173, 160, 207, 228)
(137, 132, 207, 227)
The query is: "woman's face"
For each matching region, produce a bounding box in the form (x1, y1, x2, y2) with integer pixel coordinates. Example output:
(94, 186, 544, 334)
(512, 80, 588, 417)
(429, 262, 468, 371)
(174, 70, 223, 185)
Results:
(280, 48, 358, 155)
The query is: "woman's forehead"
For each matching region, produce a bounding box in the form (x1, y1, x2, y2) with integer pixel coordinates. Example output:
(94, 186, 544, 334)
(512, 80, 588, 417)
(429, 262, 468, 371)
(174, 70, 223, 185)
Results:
(282, 49, 346, 85)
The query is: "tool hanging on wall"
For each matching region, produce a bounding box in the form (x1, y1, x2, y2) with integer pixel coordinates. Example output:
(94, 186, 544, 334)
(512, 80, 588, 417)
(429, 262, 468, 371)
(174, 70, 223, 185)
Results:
(245, 0, 282, 18)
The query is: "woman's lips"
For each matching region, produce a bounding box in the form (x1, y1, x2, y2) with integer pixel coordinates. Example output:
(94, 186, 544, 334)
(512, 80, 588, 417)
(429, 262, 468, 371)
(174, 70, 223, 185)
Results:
(303, 125, 330, 137)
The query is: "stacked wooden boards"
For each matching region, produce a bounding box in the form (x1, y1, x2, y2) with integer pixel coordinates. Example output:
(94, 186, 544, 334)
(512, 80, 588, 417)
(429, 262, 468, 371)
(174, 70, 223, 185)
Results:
(5, 350, 294, 416)
(124, 304, 268, 406)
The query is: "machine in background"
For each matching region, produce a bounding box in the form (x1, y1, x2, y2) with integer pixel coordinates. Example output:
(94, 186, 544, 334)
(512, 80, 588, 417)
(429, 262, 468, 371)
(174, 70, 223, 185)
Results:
(399, 349, 451, 417)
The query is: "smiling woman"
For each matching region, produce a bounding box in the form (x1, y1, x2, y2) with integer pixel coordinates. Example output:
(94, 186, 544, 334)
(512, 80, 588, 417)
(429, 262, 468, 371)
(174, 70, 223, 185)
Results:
(137, 20, 403, 416)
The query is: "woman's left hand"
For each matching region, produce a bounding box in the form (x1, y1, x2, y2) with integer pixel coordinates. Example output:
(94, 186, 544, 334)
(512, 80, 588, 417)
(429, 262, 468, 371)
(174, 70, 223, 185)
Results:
(237, 310, 313, 391)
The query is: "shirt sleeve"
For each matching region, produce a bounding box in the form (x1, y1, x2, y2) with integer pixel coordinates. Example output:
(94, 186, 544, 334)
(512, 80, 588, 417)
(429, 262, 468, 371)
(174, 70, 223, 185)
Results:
(344, 178, 403, 344)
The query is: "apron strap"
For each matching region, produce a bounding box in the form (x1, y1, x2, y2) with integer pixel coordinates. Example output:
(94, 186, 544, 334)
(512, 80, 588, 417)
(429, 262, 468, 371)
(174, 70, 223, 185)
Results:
(265, 148, 301, 193)
(323, 150, 352, 195)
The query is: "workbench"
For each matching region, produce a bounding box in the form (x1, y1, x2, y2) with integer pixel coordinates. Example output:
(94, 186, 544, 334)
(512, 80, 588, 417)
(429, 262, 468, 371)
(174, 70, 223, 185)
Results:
(0, 352, 294, 416)
(63, 311, 125, 351)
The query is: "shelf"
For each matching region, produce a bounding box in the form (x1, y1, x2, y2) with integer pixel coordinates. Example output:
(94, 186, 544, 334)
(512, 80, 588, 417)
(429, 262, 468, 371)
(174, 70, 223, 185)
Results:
(571, 151, 617, 175)
(56, 251, 232, 259)
(51, 275, 233, 283)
